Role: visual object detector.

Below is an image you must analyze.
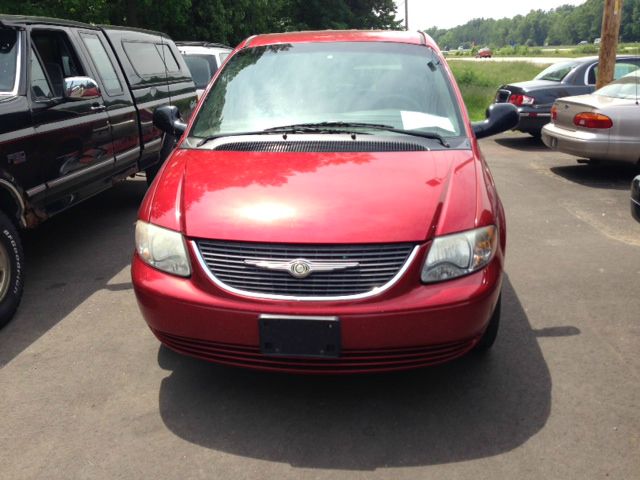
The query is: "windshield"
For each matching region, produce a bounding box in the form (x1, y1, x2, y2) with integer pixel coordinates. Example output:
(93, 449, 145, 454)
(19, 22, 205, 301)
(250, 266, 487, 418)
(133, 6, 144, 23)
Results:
(184, 54, 217, 89)
(191, 42, 463, 139)
(0, 29, 19, 94)
(534, 61, 579, 82)
(595, 70, 640, 100)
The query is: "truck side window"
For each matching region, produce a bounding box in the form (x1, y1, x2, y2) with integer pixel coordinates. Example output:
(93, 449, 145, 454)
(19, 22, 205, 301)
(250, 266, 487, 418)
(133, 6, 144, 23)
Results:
(31, 30, 85, 97)
(81, 33, 123, 95)
(123, 41, 167, 78)
(155, 44, 180, 72)
(30, 47, 53, 99)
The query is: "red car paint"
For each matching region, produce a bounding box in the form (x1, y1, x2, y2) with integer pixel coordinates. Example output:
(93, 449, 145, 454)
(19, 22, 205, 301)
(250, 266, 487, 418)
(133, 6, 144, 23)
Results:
(132, 30, 506, 373)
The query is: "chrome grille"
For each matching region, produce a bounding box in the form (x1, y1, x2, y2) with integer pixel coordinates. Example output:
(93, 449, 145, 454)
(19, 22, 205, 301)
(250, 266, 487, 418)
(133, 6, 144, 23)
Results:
(194, 240, 417, 299)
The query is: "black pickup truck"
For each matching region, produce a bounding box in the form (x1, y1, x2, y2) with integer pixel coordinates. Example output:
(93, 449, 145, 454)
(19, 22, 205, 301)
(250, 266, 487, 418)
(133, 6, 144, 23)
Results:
(0, 15, 197, 327)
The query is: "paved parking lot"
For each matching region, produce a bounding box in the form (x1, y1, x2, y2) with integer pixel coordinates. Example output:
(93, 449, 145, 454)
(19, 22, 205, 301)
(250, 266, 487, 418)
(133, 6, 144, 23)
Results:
(1, 132, 639, 479)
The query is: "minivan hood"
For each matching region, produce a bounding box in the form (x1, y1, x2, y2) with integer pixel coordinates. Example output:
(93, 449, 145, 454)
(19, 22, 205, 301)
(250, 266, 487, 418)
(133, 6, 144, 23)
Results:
(151, 148, 479, 244)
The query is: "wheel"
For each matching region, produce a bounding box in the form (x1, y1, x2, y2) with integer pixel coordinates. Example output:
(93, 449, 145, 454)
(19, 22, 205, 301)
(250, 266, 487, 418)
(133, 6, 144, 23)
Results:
(474, 294, 501, 352)
(529, 130, 542, 139)
(0, 211, 24, 329)
(146, 133, 177, 186)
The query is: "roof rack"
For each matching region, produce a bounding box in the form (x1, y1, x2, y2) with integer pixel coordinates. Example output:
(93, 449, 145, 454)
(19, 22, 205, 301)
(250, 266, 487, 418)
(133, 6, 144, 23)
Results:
(175, 41, 232, 49)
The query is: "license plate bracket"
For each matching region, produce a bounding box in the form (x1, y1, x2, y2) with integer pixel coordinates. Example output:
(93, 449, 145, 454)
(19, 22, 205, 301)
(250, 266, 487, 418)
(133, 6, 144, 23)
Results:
(259, 315, 341, 358)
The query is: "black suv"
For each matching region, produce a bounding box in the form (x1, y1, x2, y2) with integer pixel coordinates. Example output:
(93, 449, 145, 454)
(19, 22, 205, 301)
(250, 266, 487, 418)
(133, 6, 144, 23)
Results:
(0, 15, 197, 327)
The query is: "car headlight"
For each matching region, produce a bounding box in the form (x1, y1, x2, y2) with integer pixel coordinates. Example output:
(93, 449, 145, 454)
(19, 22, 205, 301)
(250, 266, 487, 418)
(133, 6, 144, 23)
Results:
(421, 225, 498, 283)
(135, 221, 191, 277)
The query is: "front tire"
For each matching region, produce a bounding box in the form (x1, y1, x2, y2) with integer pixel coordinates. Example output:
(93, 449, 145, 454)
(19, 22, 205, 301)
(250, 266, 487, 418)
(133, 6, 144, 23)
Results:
(474, 294, 501, 352)
(0, 211, 24, 329)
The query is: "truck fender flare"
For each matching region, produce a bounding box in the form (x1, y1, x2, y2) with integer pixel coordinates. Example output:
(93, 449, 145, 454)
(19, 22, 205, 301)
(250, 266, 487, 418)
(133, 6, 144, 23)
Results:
(0, 179, 28, 228)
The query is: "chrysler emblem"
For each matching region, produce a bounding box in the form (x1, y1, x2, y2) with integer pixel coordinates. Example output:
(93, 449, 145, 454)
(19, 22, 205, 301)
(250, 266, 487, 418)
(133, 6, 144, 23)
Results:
(290, 260, 312, 278)
(244, 258, 359, 279)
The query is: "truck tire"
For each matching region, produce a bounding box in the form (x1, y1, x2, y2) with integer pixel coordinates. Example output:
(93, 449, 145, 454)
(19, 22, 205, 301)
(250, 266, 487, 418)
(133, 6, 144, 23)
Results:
(146, 134, 177, 186)
(0, 211, 24, 329)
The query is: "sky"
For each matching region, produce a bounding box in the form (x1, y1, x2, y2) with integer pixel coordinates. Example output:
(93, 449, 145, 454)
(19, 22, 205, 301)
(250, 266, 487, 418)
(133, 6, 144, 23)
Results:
(395, 0, 588, 30)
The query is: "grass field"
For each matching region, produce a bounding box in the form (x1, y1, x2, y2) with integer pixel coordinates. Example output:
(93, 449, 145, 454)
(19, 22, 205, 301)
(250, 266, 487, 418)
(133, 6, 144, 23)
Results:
(448, 60, 549, 121)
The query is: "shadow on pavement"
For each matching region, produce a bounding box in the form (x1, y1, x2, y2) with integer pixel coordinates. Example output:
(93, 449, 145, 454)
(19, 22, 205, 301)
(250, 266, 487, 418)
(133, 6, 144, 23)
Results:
(494, 135, 547, 152)
(157, 276, 556, 469)
(0, 179, 146, 367)
(550, 163, 639, 191)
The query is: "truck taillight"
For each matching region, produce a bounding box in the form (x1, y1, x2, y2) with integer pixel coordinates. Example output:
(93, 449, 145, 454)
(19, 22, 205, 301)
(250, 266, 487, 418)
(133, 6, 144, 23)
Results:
(573, 112, 613, 129)
(551, 104, 558, 122)
(508, 94, 535, 106)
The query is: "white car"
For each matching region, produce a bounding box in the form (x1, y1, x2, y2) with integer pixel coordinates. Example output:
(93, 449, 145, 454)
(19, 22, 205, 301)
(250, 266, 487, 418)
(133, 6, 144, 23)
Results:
(542, 69, 640, 165)
(176, 42, 232, 98)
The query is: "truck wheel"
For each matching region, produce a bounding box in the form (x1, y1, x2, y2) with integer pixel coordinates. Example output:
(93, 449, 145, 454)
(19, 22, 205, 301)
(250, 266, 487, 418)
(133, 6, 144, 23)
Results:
(0, 211, 24, 329)
(474, 294, 501, 353)
(146, 134, 177, 186)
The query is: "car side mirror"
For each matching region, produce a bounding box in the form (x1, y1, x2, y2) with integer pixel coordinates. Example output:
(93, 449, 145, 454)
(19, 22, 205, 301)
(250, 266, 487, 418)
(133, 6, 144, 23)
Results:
(631, 175, 640, 223)
(472, 103, 519, 139)
(153, 105, 187, 137)
(63, 76, 101, 101)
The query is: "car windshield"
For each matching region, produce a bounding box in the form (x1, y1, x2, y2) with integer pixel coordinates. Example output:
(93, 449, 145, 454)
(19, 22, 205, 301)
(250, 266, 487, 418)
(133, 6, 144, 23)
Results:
(595, 70, 640, 99)
(0, 29, 19, 94)
(190, 42, 464, 140)
(534, 61, 579, 82)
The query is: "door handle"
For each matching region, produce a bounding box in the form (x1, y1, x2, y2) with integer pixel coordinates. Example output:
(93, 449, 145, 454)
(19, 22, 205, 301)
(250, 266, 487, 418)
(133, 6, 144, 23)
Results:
(91, 104, 106, 111)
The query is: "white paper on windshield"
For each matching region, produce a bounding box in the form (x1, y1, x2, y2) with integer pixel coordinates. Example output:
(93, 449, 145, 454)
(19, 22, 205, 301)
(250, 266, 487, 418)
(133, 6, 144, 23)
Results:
(400, 111, 455, 133)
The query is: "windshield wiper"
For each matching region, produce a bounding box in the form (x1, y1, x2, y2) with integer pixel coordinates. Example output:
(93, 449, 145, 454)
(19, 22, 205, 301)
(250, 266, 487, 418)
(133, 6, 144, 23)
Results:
(196, 125, 356, 147)
(272, 121, 451, 147)
(196, 121, 450, 148)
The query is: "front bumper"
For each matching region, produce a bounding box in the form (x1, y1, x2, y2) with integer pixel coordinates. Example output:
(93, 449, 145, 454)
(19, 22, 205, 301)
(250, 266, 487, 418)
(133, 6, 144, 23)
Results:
(132, 243, 503, 373)
(541, 123, 609, 160)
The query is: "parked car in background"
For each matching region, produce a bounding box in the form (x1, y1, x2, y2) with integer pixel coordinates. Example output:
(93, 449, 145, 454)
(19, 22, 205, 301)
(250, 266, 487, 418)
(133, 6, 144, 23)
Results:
(632, 176, 640, 222)
(542, 70, 640, 164)
(476, 47, 492, 58)
(594, 37, 601, 45)
(0, 15, 197, 328)
(492, 55, 640, 137)
(176, 42, 232, 98)
(133, 30, 519, 374)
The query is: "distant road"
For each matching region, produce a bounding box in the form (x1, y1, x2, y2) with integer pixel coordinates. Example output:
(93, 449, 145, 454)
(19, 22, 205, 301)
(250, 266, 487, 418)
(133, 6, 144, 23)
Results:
(450, 56, 572, 65)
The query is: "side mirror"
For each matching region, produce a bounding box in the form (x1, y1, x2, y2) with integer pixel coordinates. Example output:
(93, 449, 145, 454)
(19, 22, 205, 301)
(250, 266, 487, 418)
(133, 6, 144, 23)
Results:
(153, 105, 187, 137)
(63, 76, 101, 101)
(631, 175, 640, 223)
(472, 103, 519, 139)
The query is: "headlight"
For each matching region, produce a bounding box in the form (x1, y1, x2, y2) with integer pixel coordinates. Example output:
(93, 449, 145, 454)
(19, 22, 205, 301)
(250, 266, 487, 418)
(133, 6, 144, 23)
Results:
(421, 225, 497, 283)
(135, 221, 191, 277)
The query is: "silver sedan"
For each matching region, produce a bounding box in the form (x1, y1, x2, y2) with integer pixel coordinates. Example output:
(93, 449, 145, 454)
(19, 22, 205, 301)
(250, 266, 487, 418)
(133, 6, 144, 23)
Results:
(542, 70, 640, 165)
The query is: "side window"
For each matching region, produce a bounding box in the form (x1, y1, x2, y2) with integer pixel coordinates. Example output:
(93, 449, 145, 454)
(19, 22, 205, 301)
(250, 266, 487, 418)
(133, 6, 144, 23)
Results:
(81, 33, 123, 95)
(156, 44, 180, 72)
(587, 64, 597, 85)
(30, 47, 53, 99)
(123, 41, 166, 78)
(31, 29, 85, 97)
(589, 62, 640, 85)
(614, 62, 639, 80)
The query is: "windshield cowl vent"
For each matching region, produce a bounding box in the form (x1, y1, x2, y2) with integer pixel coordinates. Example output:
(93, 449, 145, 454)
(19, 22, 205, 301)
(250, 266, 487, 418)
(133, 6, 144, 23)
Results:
(211, 140, 429, 153)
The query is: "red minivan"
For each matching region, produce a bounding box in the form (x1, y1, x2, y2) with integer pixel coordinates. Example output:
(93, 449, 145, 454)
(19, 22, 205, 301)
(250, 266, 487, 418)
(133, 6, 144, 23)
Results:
(132, 30, 518, 373)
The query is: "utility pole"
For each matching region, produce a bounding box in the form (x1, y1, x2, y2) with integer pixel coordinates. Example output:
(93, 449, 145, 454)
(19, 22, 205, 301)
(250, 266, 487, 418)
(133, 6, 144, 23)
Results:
(405, 0, 409, 31)
(597, 0, 624, 89)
